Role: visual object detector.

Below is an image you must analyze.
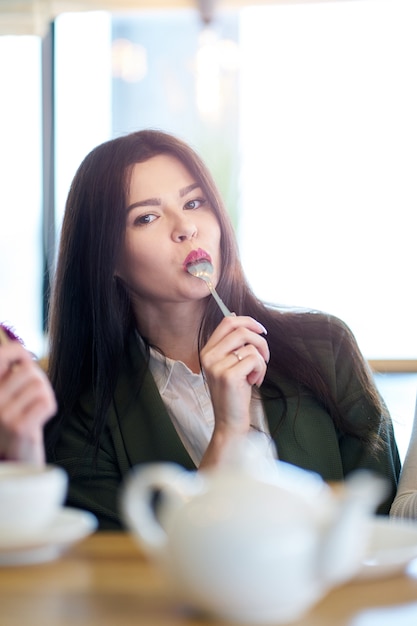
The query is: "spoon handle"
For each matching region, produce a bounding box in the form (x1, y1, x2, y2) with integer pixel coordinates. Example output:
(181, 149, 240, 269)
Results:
(206, 281, 233, 317)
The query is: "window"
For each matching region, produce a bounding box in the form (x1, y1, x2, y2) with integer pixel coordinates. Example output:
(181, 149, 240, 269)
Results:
(239, 0, 417, 362)
(0, 35, 43, 355)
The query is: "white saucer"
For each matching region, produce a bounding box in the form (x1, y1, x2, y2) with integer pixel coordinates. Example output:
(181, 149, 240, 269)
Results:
(356, 517, 417, 580)
(0, 507, 98, 566)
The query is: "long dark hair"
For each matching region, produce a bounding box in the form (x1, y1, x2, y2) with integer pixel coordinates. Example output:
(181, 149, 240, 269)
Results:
(47, 129, 387, 453)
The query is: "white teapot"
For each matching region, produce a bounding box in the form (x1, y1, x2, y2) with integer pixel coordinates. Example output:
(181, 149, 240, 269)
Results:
(121, 435, 387, 624)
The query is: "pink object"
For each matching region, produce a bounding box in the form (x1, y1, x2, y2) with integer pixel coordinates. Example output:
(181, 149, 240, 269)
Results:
(183, 248, 211, 270)
(0, 323, 23, 344)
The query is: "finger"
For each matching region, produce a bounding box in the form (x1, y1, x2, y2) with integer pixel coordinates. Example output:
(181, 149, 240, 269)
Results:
(0, 368, 31, 409)
(229, 329, 270, 365)
(6, 390, 56, 427)
(204, 326, 269, 368)
(229, 346, 267, 388)
(208, 316, 268, 347)
(0, 343, 32, 375)
(0, 373, 57, 427)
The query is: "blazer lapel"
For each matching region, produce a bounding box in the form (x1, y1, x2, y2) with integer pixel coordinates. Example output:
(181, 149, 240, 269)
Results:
(111, 332, 195, 471)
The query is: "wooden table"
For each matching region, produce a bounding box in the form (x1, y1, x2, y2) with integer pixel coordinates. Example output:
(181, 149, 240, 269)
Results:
(1, 532, 417, 626)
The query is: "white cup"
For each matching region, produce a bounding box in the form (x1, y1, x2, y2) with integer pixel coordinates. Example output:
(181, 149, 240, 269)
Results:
(0, 463, 68, 537)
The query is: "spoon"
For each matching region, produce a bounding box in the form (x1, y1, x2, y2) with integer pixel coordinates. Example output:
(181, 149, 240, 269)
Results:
(186, 260, 232, 317)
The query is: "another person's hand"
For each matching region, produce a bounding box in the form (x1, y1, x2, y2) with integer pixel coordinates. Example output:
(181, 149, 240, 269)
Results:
(0, 342, 57, 465)
(200, 316, 269, 466)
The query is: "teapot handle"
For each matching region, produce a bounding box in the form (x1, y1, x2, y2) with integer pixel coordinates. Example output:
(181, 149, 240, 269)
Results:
(320, 470, 389, 585)
(120, 462, 200, 557)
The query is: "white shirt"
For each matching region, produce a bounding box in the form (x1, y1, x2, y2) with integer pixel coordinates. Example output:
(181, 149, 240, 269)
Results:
(148, 346, 276, 466)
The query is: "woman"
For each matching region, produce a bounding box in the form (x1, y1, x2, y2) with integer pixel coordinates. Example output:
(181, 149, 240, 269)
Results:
(0, 324, 57, 464)
(45, 129, 401, 529)
(390, 395, 417, 518)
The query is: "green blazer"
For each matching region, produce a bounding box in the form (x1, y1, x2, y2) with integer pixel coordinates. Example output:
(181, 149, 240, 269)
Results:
(46, 315, 401, 529)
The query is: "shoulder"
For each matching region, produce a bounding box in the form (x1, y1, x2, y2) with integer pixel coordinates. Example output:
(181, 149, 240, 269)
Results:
(267, 307, 355, 354)
(265, 307, 363, 394)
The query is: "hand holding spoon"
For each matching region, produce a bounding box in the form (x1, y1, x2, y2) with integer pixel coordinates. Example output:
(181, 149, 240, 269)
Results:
(186, 259, 232, 317)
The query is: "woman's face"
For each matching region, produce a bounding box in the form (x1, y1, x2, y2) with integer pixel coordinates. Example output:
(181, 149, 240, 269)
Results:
(115, 154, 222, 312)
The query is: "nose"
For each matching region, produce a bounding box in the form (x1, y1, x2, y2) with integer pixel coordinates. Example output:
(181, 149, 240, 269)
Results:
(171, 214, 197, 242)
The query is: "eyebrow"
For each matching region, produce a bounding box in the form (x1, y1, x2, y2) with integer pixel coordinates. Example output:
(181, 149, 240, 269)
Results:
(126, 182, 201, 213)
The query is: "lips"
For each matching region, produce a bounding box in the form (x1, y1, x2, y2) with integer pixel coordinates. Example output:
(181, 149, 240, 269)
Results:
(183, 248, 212, 270)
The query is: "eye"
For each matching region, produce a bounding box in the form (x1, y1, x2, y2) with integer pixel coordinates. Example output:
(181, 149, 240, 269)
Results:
(133, 213, 158, 226)
(184, 197, 207, 210)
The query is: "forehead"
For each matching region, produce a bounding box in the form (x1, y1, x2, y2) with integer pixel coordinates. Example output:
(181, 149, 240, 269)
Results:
(128, 154, 196, 200)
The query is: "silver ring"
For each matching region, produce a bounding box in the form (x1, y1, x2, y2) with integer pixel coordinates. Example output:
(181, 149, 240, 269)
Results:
(233, 350, 242, 362)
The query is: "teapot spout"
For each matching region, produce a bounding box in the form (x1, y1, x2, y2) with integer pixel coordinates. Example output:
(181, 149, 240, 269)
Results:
(320, 471, 389, 585)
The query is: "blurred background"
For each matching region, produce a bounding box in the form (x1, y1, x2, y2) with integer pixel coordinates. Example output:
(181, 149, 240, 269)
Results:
(0, 0, 416, 458)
